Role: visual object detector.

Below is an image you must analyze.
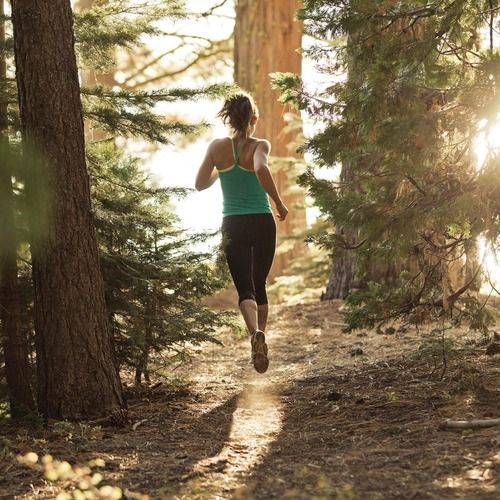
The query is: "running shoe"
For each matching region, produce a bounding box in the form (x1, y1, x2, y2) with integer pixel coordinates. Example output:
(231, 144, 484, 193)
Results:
(251, 330, 269, 373)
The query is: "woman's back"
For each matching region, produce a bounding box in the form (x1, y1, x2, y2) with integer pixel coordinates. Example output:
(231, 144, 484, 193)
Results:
(214, 137, 272, 217)
(211, 137, 260, 171)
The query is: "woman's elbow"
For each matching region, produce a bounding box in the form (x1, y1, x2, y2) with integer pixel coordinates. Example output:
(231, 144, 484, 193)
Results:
(254, 164, 268, 176)
(195, 178, 205, 191)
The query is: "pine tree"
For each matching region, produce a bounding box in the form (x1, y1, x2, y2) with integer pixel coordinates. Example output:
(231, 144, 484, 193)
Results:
(1, 0, 235, 417)
(88, 144, 233, 382)
(75, 0, 236, 381)
(11, 0, 126, 419)
(274, 0, 500, 332)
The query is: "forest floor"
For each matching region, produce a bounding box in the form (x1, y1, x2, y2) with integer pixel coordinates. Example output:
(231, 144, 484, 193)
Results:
(1, 298, 500, 499)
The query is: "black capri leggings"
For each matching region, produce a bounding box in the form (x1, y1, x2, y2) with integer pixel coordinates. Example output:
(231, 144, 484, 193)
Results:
(222, 213, 276, 306)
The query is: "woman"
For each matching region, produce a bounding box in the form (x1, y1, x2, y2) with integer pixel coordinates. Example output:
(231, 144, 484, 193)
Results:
(195, 92, 288, 374)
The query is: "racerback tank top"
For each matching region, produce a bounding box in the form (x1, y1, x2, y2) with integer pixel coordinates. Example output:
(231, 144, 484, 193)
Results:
(218, 138, 272, 217)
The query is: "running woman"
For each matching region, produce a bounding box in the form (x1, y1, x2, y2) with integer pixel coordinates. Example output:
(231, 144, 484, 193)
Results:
(195, 91, 288, 373)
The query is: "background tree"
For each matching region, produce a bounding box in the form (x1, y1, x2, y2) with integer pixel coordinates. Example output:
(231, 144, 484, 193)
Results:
(275, 0, 500, 331)
(320, 30, 401, 301)
(72, 0, 236, 382)
(234, 0, 307, 277)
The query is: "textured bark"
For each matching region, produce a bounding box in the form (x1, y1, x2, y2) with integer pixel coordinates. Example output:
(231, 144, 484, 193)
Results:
(322, 245, 357, 300)
(322, 160, 361, 300)
(234, 0, 307, 278)
(0, 0, 36, 417)
(11, 0, 124, 419)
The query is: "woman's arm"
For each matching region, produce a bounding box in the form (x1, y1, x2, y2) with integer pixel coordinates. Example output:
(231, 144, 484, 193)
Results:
(253, 140, 288, 221)
(195, 141, 219, 191)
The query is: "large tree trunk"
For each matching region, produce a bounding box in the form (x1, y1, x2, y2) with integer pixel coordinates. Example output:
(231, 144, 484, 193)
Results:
(234, 0, 306, 278)
(322, 242, 358, 300)
(322, 29, 403, 300)
(322, 159, 361, 300)
(0, 0, 35, 417)
(11, 0, 124, 419)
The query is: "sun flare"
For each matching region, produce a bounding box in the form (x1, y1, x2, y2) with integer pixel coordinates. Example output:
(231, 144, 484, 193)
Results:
(474, 114, 500, 291)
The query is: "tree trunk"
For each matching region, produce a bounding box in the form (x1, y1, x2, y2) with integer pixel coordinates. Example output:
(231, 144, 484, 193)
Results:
(0, 0, 36, 417)
(322, 158, 361, 300)
(234, 0, 306, 278)
(322, 243, 358, 300)
(135, 318, 152, 385)
(11, 0, 124, 419)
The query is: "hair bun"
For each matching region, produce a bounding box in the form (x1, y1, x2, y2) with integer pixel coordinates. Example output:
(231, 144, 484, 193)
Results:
(218, 91, 258, 135)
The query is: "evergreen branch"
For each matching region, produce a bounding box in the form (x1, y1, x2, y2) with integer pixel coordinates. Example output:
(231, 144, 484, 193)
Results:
(405, 175, 426, 196)
(156, 32, 225, 42)
(82, 83, 235, 104)
(432, 266, 482, 309)
(84, 105, 207, 143)
(193, 0, 232, 18)
(119, 44, 185, 86)
(77, 0, 185, 18)
(119, 37, 231, 87)
(90, 172, 188, 198)
(82, 83, 233, 142)
(421, 234, 467, 251)
(74, 0, 186, 70)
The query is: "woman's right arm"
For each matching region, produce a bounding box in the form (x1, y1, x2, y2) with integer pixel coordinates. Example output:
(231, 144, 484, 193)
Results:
(195, 141, 219, 191)
(253, 140, 288, 221)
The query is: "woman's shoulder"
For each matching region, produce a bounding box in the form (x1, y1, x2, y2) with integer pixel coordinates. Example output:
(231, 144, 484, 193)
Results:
(251, 137, 271, 152)
(209, 137, 231, 148)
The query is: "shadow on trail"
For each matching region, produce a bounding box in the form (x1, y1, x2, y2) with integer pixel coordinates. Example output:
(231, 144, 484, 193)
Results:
(121, 391, 240, 496)
(242, 358, 500, 500)
(174, 377, 283, 498)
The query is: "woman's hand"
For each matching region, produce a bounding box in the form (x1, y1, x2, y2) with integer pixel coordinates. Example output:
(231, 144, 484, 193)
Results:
(275, 201, 288, 221)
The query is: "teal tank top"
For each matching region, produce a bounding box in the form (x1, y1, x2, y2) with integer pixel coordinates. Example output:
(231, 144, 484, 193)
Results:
(218, 138, 272, 217)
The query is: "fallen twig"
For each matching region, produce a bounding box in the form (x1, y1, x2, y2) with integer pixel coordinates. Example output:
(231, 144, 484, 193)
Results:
(439, 418, 500, 430)
(132, 418, 148, 431)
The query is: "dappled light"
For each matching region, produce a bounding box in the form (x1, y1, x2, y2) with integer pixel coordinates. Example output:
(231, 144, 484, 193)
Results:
(434, 450, 500, 494)
(475, 117, 500, 171)
(2, 0, 500, 499)
(180, 379, 282, 497)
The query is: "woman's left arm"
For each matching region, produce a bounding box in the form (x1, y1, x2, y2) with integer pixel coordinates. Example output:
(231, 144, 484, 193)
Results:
(195, 141, 219, 191)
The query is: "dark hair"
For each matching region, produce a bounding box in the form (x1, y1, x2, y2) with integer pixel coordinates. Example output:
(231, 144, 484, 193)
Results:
(217, 91, 258, 135)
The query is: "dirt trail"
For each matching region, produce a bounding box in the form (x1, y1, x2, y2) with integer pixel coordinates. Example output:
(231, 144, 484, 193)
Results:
(2, 299, 500, 499)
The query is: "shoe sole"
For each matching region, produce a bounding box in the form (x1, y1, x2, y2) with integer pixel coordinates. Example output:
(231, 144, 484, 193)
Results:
(252, 331, 269, 374)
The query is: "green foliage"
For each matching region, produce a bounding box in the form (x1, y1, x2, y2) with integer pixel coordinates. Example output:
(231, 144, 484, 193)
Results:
(2, 1, 234, 144)
(270, 72, 304, 107)
(413, 331, 459, 365)
(281, 0, 500, 331)
(81, 83, 235, 143)
(88, 144, 234, 376)
(0, 402, 10, 421)
(411, 327, 466, 379)
(74, 0, 185, 71)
